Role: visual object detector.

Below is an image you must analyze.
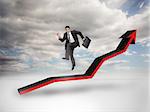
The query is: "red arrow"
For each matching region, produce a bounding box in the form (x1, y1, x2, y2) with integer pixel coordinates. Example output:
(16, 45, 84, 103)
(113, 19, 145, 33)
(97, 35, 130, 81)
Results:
(18, 30, 136, 95)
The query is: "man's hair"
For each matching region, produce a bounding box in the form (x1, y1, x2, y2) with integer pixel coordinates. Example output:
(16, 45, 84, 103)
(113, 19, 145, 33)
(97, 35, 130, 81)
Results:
(65, 26, 70, 29)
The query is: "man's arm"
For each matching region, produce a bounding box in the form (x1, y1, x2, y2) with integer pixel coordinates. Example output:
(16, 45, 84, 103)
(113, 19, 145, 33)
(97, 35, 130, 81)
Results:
(75, 30, 85, 39)
(57, 33, 66, 42)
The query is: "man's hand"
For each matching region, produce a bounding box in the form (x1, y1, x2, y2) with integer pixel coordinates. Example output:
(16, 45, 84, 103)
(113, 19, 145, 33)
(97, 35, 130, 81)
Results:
(56, 33, 61, 39)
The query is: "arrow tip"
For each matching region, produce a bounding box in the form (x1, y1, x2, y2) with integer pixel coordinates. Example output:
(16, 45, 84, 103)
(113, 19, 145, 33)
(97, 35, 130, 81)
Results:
(119, 30, 136, 44)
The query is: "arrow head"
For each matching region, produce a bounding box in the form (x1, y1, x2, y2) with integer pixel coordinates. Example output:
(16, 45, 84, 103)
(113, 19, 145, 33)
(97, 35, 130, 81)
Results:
(119, 30, 136, 44)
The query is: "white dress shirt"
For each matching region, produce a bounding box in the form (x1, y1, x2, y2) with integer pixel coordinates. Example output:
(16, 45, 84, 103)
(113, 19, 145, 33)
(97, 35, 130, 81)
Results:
(68, 32, 75, 43)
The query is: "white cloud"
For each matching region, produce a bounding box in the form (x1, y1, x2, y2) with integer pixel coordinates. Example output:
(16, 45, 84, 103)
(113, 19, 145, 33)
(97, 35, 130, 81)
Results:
(114, 65, 133, 70)
(99, 0, 128, 9)
(138, 37, 150, 47)
(104, 60, 128, 66)
(123, 50, 137, 56)
(123, 51, 133, 56)
(141, 54, 150, 58)
(139, 2, 145, 9)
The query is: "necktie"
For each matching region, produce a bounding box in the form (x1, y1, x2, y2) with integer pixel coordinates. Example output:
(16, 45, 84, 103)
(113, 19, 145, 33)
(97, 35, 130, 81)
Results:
(67, 33, 70, 42)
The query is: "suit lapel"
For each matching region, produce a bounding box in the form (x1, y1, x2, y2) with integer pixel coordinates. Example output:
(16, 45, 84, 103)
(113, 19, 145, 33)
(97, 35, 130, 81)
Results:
(71, 31, 76, 40)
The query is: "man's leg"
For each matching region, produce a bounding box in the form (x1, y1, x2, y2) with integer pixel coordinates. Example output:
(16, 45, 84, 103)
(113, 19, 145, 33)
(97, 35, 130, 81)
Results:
(63, 43, 70, 60)
(65, 43, 76, 70)
(63, 49, 69, 60)
(70, 47, 75, 66)
(70, 43, 77, 70)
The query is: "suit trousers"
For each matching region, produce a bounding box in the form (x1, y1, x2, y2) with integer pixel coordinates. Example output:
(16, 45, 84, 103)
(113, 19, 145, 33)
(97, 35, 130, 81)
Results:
(65, 42, 77, 66)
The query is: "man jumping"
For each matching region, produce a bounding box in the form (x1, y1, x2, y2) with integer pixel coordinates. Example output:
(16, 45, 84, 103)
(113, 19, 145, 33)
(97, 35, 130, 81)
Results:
(57, 26, 85, 70)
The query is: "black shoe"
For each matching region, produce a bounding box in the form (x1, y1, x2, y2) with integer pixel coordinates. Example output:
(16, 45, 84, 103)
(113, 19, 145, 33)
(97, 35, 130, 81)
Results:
(72, 65, 75, 70)
(62, 57, 69, 60)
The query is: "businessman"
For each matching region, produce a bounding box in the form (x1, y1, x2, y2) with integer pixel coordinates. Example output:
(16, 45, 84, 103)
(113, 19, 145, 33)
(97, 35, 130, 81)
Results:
(57, 26, 85, 70)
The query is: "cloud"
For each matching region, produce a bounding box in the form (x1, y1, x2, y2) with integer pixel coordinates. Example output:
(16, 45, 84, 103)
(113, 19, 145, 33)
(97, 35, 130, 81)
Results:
(139, 2, 145, 9)
(141, 54, 150, 58)
(99, 0, 128, 9)
(123, 50, 137, 56)
(139, 37, 150, 47)
(0, 0, 149, 72)
(103, 59, 135, 71)
(104, 59, 129, 66)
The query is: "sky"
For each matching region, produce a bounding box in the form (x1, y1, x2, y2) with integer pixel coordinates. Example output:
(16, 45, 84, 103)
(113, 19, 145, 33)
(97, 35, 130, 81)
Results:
(0, 0, 149, 74)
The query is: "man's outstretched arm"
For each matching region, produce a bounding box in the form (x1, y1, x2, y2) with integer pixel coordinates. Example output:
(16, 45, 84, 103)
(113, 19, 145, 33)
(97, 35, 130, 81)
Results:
(75, 30, 85, 39)
(57, 33, 66, 42)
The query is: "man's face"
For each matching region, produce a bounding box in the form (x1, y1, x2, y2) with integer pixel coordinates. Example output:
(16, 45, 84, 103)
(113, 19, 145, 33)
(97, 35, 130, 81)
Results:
(65, 28, 71, 32)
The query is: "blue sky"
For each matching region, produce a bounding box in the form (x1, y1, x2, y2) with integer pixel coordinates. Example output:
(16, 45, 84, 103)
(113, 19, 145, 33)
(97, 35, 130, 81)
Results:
(122, 0, 149, 16)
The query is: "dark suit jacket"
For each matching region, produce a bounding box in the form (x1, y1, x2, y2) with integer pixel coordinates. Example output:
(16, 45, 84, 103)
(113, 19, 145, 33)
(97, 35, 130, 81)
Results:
(59, 30, 84, 49)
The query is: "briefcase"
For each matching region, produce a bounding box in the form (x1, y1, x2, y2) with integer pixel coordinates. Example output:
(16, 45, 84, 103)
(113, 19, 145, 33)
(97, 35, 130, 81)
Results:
(82, 36, 91, 48)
